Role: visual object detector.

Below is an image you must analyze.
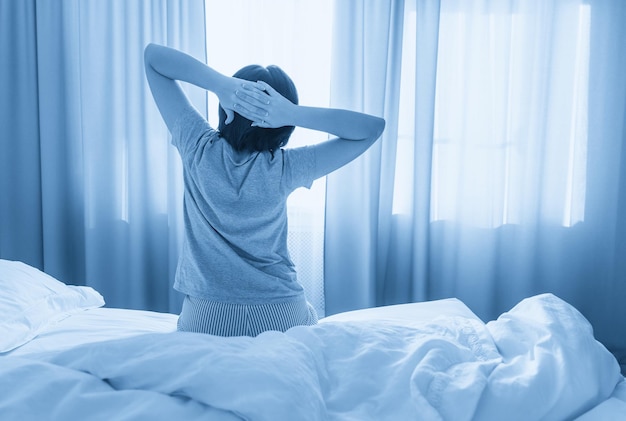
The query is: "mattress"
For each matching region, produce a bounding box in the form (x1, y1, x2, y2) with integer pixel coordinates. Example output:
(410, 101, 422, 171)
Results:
(6, 297, 476, 357)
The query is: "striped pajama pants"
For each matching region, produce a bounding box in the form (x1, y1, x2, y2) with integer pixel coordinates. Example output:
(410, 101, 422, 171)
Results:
(177, 295, 318, 337)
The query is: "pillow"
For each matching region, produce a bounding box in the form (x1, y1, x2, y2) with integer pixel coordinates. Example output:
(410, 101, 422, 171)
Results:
(320, 298, 482, 324)
(0, 259, 104, 353)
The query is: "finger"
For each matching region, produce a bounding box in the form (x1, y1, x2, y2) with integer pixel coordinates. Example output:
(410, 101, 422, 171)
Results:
(242, 83, 269, 98)
(235, 100, 268, 119)
(233, 102, 266, 122)
(256, 80, 277, 96)
(225, 108, 234, 125)
(236, 88, 270, 107)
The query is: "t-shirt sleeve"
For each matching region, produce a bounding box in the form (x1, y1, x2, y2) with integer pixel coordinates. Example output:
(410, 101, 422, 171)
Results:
(281, 146, 317, 192)
(171, 107, 215, 160)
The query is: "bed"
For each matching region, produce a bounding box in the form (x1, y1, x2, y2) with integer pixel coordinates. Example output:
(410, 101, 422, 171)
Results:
(1, 259, 624, 420)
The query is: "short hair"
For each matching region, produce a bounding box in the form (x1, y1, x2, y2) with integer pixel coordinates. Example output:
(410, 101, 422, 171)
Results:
(218, 65, 298, 153)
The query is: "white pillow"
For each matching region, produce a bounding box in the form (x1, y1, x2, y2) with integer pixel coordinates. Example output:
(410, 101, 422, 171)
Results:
(0, 259, 105, 353)
(321, 298, 482, 324)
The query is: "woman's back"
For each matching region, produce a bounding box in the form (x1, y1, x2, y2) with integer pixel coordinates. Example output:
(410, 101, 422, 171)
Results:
(172, 108, 316, 305)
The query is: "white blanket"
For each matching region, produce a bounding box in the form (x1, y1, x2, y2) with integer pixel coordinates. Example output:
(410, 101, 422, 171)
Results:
(0, 294, 621, 420)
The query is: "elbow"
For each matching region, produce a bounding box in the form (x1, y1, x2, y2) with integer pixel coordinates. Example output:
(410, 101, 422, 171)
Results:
(361, 117, 385, 145)
(372, 117, 386, 142)
(144, 43, 154, 68)
(144, 43, 162, 69)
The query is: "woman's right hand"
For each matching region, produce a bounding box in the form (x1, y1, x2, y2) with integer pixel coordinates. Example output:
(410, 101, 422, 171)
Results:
(232, 80, 296, 128)
(216, 76, 252, 125)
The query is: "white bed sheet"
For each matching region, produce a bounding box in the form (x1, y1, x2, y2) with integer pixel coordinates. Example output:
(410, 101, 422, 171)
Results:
(4, 307, 178, 358)
(0, 297, 626, 421)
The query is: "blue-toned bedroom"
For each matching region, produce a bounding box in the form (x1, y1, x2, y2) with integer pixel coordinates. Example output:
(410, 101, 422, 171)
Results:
(1, 0, 625, 419)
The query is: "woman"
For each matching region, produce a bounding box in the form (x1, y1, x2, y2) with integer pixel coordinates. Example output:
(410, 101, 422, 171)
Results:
(144, 43, 385, 336)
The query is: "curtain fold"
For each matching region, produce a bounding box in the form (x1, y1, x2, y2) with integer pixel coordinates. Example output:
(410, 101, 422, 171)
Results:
(407, 0, 441, 303)
(324, 0, 405, 315)
(36, 0, 87, 287)
(0, 0, 206, 313)
(581, 0, 626, 366)
(0, 0, 44, 268)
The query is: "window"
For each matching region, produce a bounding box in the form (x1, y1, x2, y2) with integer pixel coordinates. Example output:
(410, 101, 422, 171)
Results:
(394, 0, 591, 228)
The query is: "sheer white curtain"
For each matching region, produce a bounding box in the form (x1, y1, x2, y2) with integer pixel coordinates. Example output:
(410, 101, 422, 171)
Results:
(204, 0, 333, 317)
(325, 0, 626, 369)
(393, 0, 598, 314)
(0, 0, 206, 312)
(324, 0, 405, 315)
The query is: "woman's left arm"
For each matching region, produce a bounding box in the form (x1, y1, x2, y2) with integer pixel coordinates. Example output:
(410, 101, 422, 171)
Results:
(144, 43, 254, 132)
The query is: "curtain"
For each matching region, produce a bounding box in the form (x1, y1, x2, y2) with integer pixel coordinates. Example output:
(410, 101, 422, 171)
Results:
(0, 0, 206, 313)
(324, 0, 626, 370)
(324, 0, 405, 314)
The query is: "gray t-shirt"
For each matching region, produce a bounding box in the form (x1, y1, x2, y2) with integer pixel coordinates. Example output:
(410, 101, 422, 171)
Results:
(171, 108, 316, 305)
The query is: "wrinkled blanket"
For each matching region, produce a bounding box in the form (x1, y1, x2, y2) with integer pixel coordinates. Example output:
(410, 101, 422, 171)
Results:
(0, 294, 621, 420)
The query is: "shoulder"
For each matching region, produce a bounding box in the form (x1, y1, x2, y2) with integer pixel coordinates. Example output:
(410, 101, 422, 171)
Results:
(172, 107, 213, 139)
(280, 146, 316, 191)
(172, 107, 217, 157)
(280, 145, 315, 163)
